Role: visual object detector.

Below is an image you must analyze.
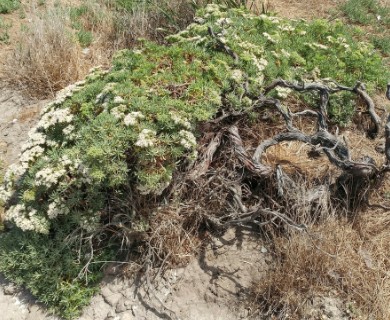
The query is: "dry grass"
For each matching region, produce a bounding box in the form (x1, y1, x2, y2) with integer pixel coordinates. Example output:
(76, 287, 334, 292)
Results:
(147, 207, 201, 268)
(3, 6, 88, 97)
(268, 0, 345, 20)
(111, 0, 204, 48)
(0, 0, 205, 97)
(252, 210, 390, 319)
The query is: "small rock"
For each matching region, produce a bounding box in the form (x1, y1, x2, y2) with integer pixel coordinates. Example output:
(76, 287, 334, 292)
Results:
(101, 287, 123, 307)
(105, 310, 117, 319)
(3, 284, 18, 295)
(260, 246, 268, 254)
(116, 298, 132, 313)
(121, 313, 135, 320)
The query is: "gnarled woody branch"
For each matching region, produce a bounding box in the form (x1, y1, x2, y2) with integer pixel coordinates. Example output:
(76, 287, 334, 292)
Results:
(264, 79, 382, 137)
(385, 114, 390, 163)
(250, 129, 377, 178)
(228, 126, 273, 176)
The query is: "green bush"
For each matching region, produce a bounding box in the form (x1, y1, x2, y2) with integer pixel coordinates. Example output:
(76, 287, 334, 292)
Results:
(0, 222, 106, 319)
(0, 0, 19, 13)
(0, 4, 388, 318)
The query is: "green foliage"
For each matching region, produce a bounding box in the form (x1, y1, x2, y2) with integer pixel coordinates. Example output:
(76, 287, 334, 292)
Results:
(371, 35, 390, 55)
(0, 221, 110, 319)
(1, 4, 389, 318)
(341, 0, 390, 26)
(170, 5, 388, 117)
(340, 0, 390, 55)
(0, 0, 19, 13)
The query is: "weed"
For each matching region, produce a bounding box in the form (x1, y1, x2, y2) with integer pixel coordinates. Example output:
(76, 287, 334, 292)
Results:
(77, 29, 93, 47)
(371, 35, 390, 55)
(0, 17, 10, 44)
(341, 0, 390, 26)
(0, 220, 113, 319)
(0, 160, 4, 231)
(340, 0, 390, 55)
(0, 0, 19, 14)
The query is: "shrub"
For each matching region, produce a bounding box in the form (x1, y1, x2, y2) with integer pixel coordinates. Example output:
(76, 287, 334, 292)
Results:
(0, 222, 109, 319)
(0, 4, 388, 318)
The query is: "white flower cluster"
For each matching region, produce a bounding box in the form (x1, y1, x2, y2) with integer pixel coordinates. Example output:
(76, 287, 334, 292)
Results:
(95, 82, 117, 105)
(114, 96, 126, 104)
(231, 69, 243, 83)
(170, 111, 191, 129)
(85, 66, 109, 83)
(205, 3, 222, 14)
(237, 40, 264, 55)
(209, 89, 222, 106)
(216, 17, 232, 26)
(38, 107, 74, 130)
(46, 139, 59, 147)
(21, 129, 46, 153)
(305, 42, 328, 50)
(110, 105, 127, 119)
(5, 204, 49, 234)
(262, 32, 278, 44)
(135, 129, 157, 148)
(275, 87, 292, 99)
(0, 186, 10, 203)
(124, 111, 145, 126)
(79, 214, 100, 233)
(35, 166, 66, 188)
(326, 36, 350, 50)
(179, 130, 196, 149)
(259, 14, 280, 24)
(0, 163, 26, 203)
(20, 145, 45, 165)
(40, 81, 85, 117)
(278, 25, 295, 32)
(252, 54, 268, 72)
(47, 199, 70, 219)
(63, 124, 75, 136)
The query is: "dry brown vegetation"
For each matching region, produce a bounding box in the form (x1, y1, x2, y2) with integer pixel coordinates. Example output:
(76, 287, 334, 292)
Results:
(252, 211, 390, 319)
(0, 0, 202, 97)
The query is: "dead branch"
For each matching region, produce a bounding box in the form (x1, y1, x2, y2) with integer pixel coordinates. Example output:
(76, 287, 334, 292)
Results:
(188, 130, 225, 180)
(385, 115, 390, 163)
(208, 27, 239, 63)
(263, 79, 382, 137)
(353, 82, 381, 137)
(228, 126, 273, 176)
